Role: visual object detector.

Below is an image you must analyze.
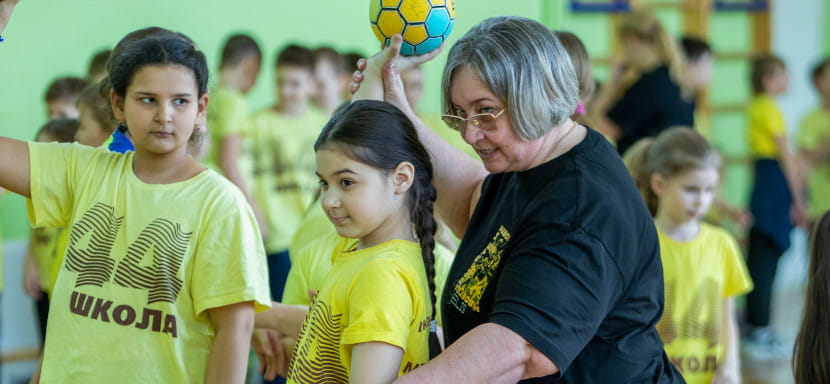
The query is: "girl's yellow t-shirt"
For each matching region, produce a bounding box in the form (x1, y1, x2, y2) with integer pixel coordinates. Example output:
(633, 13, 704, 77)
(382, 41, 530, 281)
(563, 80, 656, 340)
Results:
(27, 142, 271, 383)
(287, 240, 433, 383)
(656, 223, 753, 384)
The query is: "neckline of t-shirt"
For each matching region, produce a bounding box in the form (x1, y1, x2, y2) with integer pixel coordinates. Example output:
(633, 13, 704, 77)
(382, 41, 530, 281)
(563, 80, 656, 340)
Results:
(515, 126, 598, 178)
(656, 222, 708, 246)
(335, 238, 420, 260)
(126, 154, 212, 190)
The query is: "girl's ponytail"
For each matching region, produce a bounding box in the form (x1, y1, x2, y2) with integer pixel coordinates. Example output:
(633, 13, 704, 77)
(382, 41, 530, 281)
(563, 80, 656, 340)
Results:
(622, 138, 658, 217)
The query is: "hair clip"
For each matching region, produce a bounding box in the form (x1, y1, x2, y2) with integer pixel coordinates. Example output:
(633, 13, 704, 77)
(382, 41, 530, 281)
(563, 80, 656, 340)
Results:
(0, 36, 4, 43)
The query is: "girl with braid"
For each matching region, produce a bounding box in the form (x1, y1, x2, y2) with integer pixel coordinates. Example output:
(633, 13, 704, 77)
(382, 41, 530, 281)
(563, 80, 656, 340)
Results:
(255, 100, 441, 383)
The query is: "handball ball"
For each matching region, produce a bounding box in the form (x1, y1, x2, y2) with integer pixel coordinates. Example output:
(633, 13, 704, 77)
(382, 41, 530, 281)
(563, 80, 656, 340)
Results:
(369, 0, 455, 56)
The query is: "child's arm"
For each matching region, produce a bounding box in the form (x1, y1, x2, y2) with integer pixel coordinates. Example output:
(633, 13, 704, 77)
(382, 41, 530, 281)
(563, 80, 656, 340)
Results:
(585, 60, 627, 140)
(0, 0, 20, 35)
(217, 135, 269, 240)
(0, 138, 32, 197)
(254, 302, 309, 340)
(350, 342, 405, 384)
(205, 302, 255, 384)
(22, 236, 42, 299)
(775, 135, 808, 226)
(713, 297, 741, 384)
(800, 135, 830, 165)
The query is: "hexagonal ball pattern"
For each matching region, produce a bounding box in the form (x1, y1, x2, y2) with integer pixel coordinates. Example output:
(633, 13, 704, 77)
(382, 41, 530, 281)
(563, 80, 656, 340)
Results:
(429, 0, 445, 5)
(403, 24, 428, 45)
(399, 0, 430, 23)
(424, 6, 449, 36)
(416, 37, 443, 55)
(376, 9, 405, 38)
(381, 0, 401, 7)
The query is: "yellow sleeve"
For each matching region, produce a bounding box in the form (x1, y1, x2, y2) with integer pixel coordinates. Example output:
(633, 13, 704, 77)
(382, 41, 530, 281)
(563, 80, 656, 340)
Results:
(27, 142, 87, 228)
(282, 248, 313, 306)
(341, 259, 416, 350)
(720, 232, 753, 298)
(208, 89, 248, 139)
(190, 193, 271, 317)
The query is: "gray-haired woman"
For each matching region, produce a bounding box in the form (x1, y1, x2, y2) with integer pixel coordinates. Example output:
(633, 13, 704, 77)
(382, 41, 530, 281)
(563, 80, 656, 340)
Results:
(352, 16, 684, 383)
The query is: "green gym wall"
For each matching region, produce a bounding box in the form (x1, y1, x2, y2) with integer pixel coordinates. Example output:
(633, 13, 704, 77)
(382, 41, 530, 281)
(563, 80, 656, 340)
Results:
(1, 0, 828, 240)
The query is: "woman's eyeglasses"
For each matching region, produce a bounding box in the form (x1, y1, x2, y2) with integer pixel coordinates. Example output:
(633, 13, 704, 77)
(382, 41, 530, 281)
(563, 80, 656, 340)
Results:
(441, 109, 505, 132)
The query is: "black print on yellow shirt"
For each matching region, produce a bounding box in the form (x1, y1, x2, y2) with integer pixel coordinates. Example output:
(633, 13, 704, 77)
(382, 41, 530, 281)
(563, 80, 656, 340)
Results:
(657, 277, 722, 374)
(451, 225, 511, 313)
(69, 290, 179, 338)
(288, 299, 347, 383)
(64, 202, 191, 305)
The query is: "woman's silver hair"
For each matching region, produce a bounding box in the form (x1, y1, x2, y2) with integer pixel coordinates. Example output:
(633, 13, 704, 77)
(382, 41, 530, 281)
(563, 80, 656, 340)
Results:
(441, 16, 580, 141)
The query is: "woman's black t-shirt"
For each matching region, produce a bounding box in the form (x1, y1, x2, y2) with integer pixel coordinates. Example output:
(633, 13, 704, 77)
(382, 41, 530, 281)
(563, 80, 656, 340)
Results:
(441, 128, 684, 383)
(608, 66, 695, 155)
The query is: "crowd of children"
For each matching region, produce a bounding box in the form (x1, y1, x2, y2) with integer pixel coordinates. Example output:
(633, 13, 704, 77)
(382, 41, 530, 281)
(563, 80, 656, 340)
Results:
(1, 1, 830, 383)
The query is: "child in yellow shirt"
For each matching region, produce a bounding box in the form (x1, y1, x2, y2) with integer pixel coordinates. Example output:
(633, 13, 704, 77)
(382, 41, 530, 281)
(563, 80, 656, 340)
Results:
(744, 55, 807, 356)
(0, 8, 270, 382)
(21, 118, 78, 347)
(625, 128, 752, 384)
(255, 100, 441, 383)
(249, 44, 329, 304)
(798, 58, 830, 223)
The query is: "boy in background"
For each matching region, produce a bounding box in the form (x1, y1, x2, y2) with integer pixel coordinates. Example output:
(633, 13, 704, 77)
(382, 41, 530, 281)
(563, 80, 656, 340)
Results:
(743, 54, 807, 358)
(311, 47, 349, 116)
(250, 44, 329, 307)
(44, 76, 86, 119)
(204, 34, 266, 236)
(798, 58, 830, 225)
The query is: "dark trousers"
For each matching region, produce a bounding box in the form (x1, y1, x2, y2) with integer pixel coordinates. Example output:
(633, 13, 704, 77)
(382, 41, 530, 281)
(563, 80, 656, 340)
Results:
(265, 251, 291, 384)
(745, 228, 785, 328)
(36, 292, 49, 345)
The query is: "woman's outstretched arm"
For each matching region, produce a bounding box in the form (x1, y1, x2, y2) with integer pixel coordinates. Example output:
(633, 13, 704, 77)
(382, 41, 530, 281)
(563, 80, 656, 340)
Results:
(352, 35, 488, 238)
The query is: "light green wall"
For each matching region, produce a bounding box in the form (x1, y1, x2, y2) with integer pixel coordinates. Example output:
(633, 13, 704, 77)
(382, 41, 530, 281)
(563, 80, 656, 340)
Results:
(0, 0, 544, 240)
(2, 1, 829, 240)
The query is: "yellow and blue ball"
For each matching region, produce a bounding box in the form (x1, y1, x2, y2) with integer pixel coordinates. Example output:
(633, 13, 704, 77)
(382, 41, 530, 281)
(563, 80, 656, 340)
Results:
(369, 0, 455, 56)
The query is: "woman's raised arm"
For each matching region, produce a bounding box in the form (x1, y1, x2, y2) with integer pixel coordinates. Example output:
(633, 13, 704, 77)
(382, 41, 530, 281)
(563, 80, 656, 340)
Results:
(352, 35, 488, 238)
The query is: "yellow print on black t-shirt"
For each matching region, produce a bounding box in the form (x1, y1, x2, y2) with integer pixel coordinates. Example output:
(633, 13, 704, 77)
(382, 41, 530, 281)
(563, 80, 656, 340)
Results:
(452, 226, 511, 313)
(288, 299, 347, 383)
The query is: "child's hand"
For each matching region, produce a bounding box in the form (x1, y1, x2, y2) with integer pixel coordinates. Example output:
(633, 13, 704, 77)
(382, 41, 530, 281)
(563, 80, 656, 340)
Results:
(252, 328, 287, 381)
(22, 258, 42, 299)
(711, 365, 740, 384)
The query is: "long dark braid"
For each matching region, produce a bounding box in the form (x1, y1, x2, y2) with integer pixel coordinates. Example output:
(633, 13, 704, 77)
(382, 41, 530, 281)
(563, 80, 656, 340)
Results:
(315, 100, 442, 358)
(410, 149, 441, 359)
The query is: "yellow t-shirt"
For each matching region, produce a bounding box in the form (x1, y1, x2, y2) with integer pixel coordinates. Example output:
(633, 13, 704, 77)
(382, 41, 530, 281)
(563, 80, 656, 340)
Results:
(27, 142, 271, 384)
(284, 226, 453, 327)
(287, 240, 433, 383)
(204, 86, 250, 170)
(655, 223, 753, 384)
(287, 196, 330, 265)
(249, 108, 330, 253)
(30, 227, 59, 290)
(798, 107, 830, 219)
(746, 94, 786, 159)
(46, 229, 69, 297)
